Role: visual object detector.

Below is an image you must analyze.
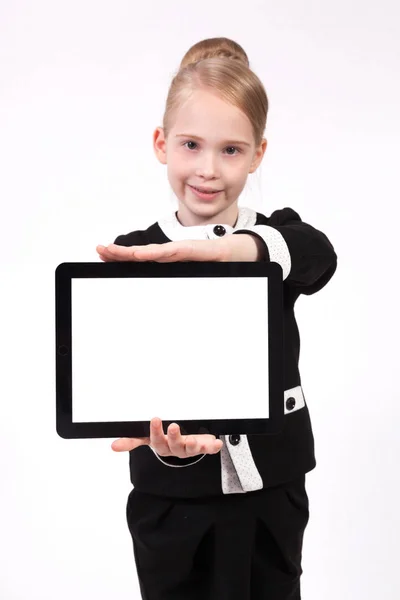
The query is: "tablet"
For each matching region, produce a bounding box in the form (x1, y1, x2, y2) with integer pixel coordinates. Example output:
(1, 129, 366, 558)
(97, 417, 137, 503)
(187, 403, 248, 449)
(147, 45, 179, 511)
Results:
(55, 261, 284, 439)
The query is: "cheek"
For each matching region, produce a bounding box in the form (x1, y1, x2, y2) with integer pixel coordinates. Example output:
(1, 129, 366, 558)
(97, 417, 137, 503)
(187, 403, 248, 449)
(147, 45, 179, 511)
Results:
(168, 158, 189, 179)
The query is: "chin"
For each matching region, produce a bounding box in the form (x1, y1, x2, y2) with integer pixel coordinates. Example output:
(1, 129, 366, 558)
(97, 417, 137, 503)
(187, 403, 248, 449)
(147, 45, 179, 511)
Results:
(190, 203, 226, 218)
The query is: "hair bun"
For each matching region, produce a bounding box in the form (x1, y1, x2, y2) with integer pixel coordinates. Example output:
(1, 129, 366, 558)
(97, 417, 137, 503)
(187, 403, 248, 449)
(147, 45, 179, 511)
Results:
(164, 36, 268, 148)
(180, 37, 249, 70)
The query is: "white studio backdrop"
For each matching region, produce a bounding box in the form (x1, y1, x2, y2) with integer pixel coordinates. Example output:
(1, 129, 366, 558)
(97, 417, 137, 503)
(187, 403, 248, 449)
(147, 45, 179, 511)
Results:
(1, 1, 399, 598)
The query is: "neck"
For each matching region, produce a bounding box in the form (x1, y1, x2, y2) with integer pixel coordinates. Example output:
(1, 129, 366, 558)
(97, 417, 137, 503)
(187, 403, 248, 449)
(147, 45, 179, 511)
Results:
(176, 203, 239, 227)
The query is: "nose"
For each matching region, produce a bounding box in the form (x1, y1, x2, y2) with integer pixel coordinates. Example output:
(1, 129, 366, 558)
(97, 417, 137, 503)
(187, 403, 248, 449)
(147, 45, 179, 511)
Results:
(195, 151, 220, 180)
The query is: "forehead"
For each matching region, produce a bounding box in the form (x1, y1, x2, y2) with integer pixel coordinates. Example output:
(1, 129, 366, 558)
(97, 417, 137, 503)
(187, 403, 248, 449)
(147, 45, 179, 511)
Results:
(172, 88, 253, 141)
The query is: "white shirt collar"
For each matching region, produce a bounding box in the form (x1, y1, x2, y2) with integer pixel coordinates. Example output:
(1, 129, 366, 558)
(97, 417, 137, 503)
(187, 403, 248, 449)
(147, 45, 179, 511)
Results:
(158, 206, 257, 242)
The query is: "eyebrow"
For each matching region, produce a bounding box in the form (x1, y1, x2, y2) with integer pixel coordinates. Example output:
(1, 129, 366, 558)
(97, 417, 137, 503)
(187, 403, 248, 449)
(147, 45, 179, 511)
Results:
(175, 134, 251, 147)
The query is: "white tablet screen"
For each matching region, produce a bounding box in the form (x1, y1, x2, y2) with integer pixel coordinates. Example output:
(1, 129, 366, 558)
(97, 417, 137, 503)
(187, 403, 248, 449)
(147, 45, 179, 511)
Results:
(71, 277, 269, 422)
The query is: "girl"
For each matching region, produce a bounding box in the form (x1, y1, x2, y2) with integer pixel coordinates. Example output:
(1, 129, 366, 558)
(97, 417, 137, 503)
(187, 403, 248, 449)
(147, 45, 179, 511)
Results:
(97, 37, 337, 600)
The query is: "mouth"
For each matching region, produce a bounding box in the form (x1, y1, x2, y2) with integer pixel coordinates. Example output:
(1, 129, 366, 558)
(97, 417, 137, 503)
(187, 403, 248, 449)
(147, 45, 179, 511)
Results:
(188, 184, 224, 199)
(190, 185, 223, 193)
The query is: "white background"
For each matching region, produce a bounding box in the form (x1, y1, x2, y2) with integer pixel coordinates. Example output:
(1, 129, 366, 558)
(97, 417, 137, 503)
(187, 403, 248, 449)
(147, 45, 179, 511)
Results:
(1, 1, 399, 598)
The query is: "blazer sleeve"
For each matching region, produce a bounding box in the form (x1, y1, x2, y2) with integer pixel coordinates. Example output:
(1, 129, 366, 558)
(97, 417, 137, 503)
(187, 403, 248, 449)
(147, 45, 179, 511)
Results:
(233, 207, 338, 295)
(113, 230, 147, 246)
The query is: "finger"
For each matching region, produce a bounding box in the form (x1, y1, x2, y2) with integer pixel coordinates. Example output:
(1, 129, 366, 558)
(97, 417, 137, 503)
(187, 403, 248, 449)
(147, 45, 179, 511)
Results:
(214, 439, 224, 452)
(96, 246, 119, 262)
(133, 244, 178, 262)
(99, 256, 118, 262)
(99, 244, 146, 262)
(184, 434, 223, 455)
(184, 434, 204, 456)
(96, 248, 117, 262)
(166, 422, 188, 458)
(168, 428, 222, 458)
(123, 244, 163, 258)
(132, 241, 196, 262)
(111, 437, 149, 452)
(97, 245, 116, 256)
(150, 417, 171, 455)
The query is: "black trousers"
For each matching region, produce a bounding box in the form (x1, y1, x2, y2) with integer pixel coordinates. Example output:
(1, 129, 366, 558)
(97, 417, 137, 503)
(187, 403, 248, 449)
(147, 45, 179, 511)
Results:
(126, 475, 309, 600)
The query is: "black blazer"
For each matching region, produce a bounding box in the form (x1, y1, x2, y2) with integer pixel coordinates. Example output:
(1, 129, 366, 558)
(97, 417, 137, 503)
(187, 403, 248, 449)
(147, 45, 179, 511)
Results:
(113, 206, 337, 498)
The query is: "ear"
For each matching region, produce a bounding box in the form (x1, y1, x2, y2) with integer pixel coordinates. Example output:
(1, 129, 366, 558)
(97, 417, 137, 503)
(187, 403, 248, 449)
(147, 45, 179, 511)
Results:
(153, 127, 167, 165)
(249, 138, 267, 174)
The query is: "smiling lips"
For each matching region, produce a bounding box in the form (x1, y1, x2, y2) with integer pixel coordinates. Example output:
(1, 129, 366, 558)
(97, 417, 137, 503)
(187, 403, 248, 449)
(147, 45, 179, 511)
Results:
(191, 185, 222, 193)
(188, 185, 223, 200)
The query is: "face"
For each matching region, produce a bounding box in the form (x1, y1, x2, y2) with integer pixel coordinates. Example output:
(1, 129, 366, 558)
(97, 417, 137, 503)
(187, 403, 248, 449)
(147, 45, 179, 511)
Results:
(153, 88, 267, 226)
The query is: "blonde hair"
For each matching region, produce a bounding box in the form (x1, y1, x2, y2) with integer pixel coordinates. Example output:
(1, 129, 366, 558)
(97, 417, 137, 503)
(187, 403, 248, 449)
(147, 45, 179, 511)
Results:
(163, 37, 269, 148)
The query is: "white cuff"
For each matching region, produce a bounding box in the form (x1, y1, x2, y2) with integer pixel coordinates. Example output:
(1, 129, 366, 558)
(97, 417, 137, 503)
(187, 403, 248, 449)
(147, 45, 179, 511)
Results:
(239, 225, 291, 280)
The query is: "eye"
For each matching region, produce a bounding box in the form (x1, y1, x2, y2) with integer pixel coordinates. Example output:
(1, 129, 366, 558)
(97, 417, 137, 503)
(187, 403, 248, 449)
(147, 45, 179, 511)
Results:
(183, 141, 241, 155)
(225, 146, 241, 155)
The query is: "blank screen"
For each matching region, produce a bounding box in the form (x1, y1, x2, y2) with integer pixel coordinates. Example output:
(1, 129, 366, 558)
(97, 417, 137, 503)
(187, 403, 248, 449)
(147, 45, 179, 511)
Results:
(71, 277, 269, 422)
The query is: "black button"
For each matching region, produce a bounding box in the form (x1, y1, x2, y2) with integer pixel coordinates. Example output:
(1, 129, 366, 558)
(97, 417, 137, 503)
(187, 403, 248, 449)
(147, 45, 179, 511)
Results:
(286, 397, 296, 411)
(229, 434, 241, 446)
(213, 225, 226, 237)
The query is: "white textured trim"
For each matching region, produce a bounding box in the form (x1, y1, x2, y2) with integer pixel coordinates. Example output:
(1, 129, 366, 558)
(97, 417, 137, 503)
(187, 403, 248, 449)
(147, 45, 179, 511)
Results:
(284, 385, 305, 414)
(240, 225, 291, 280)
(223, 434, 264, 493)
(158, 206, 257, 241)
(220, 437, 246, 494)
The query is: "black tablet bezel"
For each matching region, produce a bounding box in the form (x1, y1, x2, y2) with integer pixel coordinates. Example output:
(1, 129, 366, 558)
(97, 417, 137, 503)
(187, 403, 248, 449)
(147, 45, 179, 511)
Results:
(56, 261, 284, 438)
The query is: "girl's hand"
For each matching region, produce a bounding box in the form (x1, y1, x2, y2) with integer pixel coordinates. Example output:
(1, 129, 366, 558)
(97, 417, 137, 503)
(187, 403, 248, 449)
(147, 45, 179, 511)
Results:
(111, 417, 223, 457)
(97, 234, 264, 263)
